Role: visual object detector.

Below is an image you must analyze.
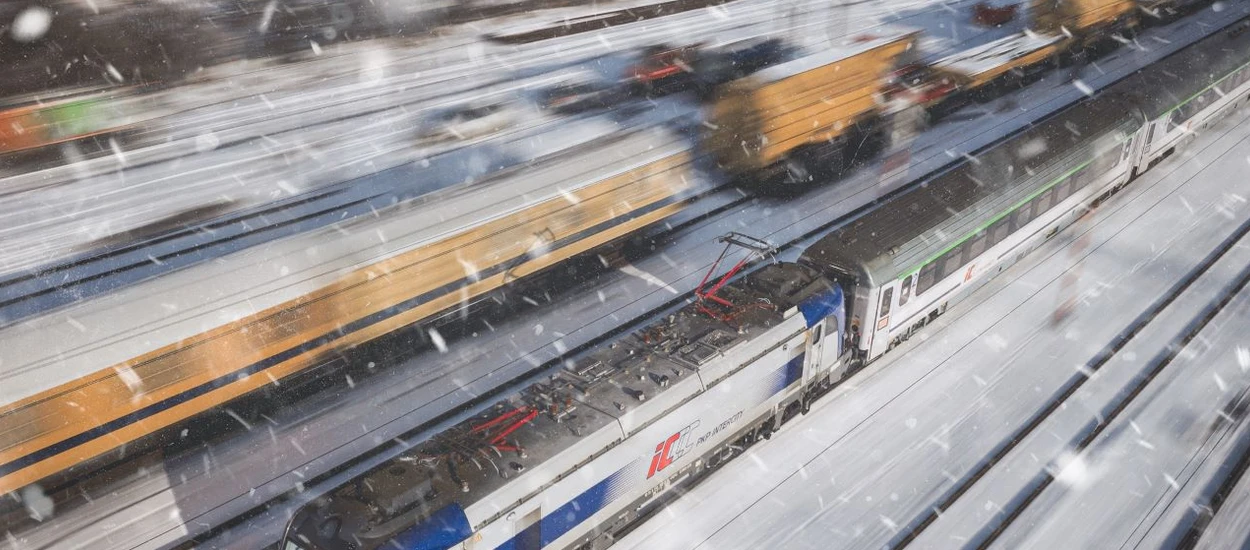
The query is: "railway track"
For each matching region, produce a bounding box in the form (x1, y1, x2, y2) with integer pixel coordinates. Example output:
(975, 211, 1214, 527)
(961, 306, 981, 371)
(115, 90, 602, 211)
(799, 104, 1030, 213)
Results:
(0, 108, 655, 324)
(11, 5, 1247, 549)
(871, 117, 1250, 550)
(0, 0, 1002, 303)
(613, 52, 1250, 550)
(894, 212, 1250, 550)
(0, 0, 1082, 327)
(1169, 387, 1250, 549)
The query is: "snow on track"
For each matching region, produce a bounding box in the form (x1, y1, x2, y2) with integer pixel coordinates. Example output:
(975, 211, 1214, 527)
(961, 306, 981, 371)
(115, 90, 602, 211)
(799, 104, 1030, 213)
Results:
(619, 72, 1250, 550)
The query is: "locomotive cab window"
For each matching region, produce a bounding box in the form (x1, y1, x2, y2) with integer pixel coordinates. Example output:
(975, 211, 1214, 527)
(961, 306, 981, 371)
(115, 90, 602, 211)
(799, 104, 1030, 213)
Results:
(899, 275, 913, 306)
(880, 287, 894, 317)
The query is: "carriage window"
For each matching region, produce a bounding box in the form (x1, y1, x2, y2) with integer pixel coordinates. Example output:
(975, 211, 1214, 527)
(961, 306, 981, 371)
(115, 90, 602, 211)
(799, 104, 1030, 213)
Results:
(1094, 147, 1121, 177)
(937, 244, 964, 280)
(1055, 180, 1072, 202)
(880, 287, 894, 317)
(899, 275, 913, 306)
(988, 217, 1011, 247)
(1035, 189, 1055, 215)
(1012, 201, 1035, 231)
(963, 232, 988, 263)
(1067, 166, 1088, 190)
(916, 263, 938, 295)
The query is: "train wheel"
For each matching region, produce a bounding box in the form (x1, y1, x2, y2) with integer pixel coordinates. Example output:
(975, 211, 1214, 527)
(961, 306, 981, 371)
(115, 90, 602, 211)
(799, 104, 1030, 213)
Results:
(782, 155, 815, 187)
(1125, 15, 1142, 40)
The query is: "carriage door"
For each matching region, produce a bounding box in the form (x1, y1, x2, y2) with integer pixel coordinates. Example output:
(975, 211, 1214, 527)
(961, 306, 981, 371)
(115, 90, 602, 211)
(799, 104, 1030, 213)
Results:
(806, 321, 829, 381)
(808, 318, 845, 382)
(803, 287, 846, 382)
(1124, 127, 1148, 180)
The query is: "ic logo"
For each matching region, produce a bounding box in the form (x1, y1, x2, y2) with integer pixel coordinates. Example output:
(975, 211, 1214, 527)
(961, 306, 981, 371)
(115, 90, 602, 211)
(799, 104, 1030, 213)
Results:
(646, 421, 699, 479)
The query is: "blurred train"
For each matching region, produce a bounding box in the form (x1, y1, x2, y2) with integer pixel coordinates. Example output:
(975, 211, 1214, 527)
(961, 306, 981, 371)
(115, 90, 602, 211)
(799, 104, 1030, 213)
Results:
(0, 0, 228, 155)
(0, 0, 1234, 508)
(0, 122, 698, 497)
(702, 30, 919, 187)
(0, 88, 143, 158)
(698, 0, 1217, 190)
(282, 16, 1250, 550)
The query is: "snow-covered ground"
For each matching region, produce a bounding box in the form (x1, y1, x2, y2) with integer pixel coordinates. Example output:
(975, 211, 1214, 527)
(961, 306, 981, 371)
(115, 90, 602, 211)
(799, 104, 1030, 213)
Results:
(4, 3, 1247, 550)
(618, 77, 1250, 550)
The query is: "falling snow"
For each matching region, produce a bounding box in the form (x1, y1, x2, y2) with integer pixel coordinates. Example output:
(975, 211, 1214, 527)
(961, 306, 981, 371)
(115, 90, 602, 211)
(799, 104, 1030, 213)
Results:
(4, 1, 1250, 549)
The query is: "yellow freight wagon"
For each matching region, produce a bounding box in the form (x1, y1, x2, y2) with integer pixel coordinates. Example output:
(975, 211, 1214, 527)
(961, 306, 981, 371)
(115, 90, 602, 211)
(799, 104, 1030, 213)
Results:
(1031, 0, 1139, 48)
(704, 29, 919, 189)
(931, 32, 1064, 96)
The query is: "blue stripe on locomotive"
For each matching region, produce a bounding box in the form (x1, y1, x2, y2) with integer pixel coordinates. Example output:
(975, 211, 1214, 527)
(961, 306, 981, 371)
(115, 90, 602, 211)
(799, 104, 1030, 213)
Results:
(391, 503, 474, 550)
(482, 356, 810, 550)
(780, 354, 805, 392)
(493, 465, 633, 550)
(798, 284, 844, 356)
(798, 285, 842, 329)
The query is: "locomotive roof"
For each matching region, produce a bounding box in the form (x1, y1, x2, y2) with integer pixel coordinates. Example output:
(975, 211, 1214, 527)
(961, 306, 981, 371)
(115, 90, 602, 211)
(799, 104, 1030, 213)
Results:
(800, 97, 1138, 287)
(299, 262, 832, 549)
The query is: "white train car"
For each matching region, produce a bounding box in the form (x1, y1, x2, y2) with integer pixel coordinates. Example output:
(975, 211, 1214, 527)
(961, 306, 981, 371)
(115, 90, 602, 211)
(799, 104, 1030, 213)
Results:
(1132, 20, 1250, 172)
(0, 122, 699, 499)
(282, 260, 848, 550)
(802, 18, 1250, 362)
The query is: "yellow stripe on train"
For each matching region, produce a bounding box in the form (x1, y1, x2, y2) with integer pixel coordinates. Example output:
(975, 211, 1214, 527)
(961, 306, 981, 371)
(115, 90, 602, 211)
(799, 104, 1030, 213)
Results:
(0, 148, 694, 495)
